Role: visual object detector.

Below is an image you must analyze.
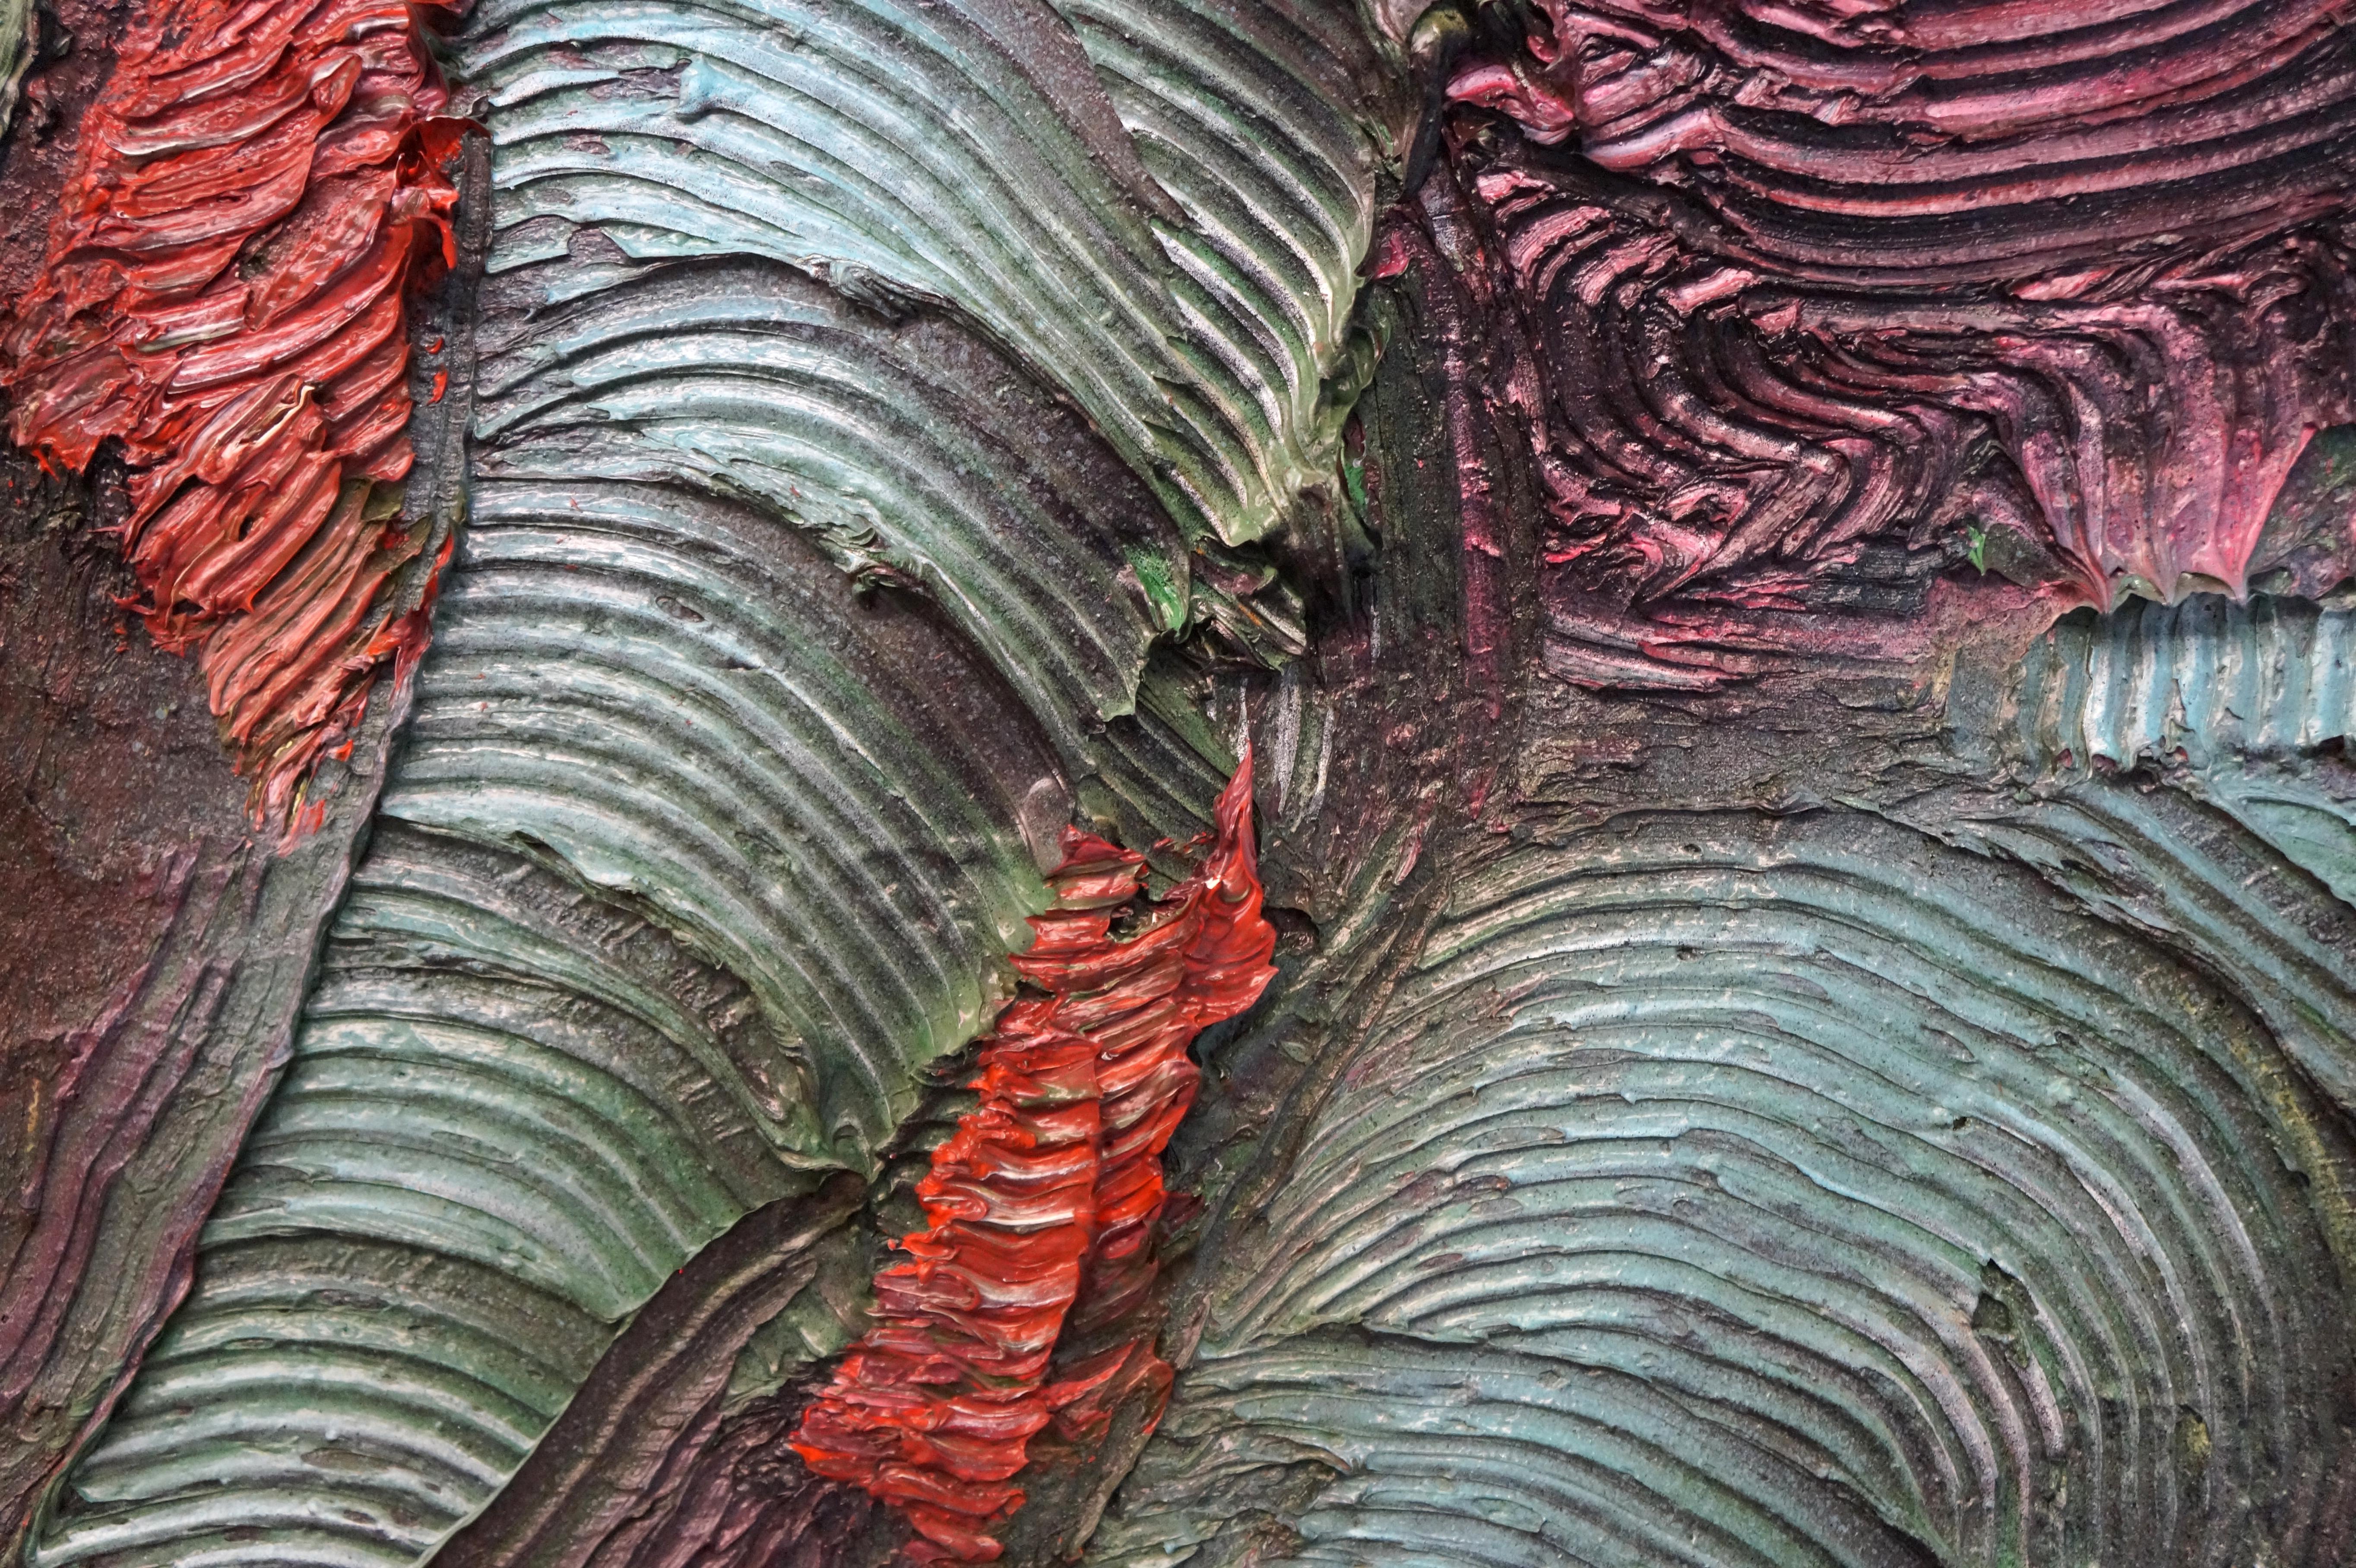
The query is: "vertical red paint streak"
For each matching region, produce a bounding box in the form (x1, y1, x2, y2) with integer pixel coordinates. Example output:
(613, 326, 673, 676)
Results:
(793, 758, 1278, 1563)
(0, 0, 467, 827)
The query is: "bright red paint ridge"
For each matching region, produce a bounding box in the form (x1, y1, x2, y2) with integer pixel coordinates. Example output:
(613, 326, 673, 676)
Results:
(1, 0, 467, 825)
(792, 758, 1278, 1563)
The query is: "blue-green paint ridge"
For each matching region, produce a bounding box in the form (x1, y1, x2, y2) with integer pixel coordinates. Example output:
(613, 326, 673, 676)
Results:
(30, 471, 1067, 1568)
(2005, 594, 2356, 905)
(1095, 808, 2356, 1568)
(456, 0, 1392, 554)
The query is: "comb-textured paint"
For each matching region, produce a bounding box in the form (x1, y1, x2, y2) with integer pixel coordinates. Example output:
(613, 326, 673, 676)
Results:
(26, 3, 1378, 1555)
(455, 0, 1386, 555)
(1095, 805, 2356, 1568)
(469, 258, 1181, 758)
(794, 762, 1276, 1562)
(0, 0, 467, 819)
(27, 464, 1063, 1565)
(1423, 0, 2356, 692)
(2007, 595, 2356, 904)
(16, 2, 2356, 1566)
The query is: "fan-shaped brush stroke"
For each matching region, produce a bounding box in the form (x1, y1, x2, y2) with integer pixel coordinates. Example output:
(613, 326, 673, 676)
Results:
(455, 0, 1388, 557)
(1098, 805, 2356, 1568)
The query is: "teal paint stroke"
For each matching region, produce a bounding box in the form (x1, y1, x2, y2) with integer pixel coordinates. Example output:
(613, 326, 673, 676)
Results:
(459, 0, 1390, 551)
(472, 260, 1183, 756)
(1096, 808, 2356, 1568)
(2010, 593, 2356, 904)
(28, 1, 1389, 1557)
(30, 478, 1060, 1568)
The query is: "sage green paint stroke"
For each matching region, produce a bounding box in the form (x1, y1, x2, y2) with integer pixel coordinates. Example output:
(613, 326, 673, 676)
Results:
(456, 0, 1388, 552)
(32, 0, 1378, 1546)
(35, 826, 807, 1568)
(1096, 809, 2356, 1568)
(0, 0, 26, 138)
(472, 259, 1183, 759)
(31, 471, 1067, 1568)
(2012, 596, 2354, 769)
(2010, 594, 2356, 904)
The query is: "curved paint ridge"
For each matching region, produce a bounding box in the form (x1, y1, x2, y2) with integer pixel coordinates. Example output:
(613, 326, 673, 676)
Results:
(470, 256, 1183, 758)
(1417, 1, 2356, 694)
(1096, 807, 2356, 1568)
(453, 0, 1388, 557)
(795, 759, 1277, 1563)
(27, 462, 1065, 1568)
(0, 0, 468, 822)
(2004, 594, 2356, 906)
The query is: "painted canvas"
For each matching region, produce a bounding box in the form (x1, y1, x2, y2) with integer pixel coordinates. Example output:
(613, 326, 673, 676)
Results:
(3, 1, 2355, 1564)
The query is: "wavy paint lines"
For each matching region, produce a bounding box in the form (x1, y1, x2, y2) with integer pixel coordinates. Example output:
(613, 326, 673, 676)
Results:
(1, 0, 466, 825)
(793, 759, 1277, 1562)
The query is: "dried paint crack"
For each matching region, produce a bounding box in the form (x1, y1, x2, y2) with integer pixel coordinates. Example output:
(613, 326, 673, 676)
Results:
(0, 0, 469, 826)
(793, 758, 1277, 1563)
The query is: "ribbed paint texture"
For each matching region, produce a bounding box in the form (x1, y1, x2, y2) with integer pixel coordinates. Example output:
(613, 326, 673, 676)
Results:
(26, 2, 1386, 1564)
(0, 0, 468, 822)
(793, 763, 1276, 1562)
(1092, 798, 2356, 1568)
(457, 0, 1384, 556)
(1425, 0, 2356, 693)
(2011, 595, 2356, 904)
(29, 468, 1065, 1566)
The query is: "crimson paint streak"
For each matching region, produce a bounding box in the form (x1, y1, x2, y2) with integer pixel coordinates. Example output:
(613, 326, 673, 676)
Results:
(793, 759, 1278, 1563)
(1414, 0, 2356, 692)
(1, 0, 466, 825)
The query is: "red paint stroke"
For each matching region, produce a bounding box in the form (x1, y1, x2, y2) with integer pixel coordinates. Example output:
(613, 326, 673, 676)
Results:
(0, 0, 469, 828)
(792, 758, 1278, 1563)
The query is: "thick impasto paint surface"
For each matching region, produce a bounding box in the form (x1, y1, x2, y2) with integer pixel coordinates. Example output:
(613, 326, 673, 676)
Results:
(795, 762, 1276, 1561)
(3, 2, 2355, 1568)
(0, 0, 467, 821)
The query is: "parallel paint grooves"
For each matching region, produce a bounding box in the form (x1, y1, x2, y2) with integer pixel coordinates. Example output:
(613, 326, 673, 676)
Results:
(1097, 810, 2356, 1568)
(2005, 595, 2356, 907)
(33, 470, 1063, 1566)
(1456, 2, 2356, 285)
(34, 4, 1380, 1560)
(471, 260, 1181, 757)
(35, 823, 819, 1567)
(0, 0, 468, 819)
(795, 762, 1276, 1561)
(2015, 596, 2356, 769)
(455, 0, 1385, 549)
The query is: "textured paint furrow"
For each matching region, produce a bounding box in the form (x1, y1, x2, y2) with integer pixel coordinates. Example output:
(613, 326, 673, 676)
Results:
(428, 1179, 874, 1568)
(32, 823, 811, 1568)
(0, 140, 486, 1552)
(795, 762, 1276, 1562)
(471, 258, 1182, 758)
(1097, 809, 2356, 1568)
(2014, 596, 2356, 770)
(1446, 2, 2356, 283)
(0, 0, 467, 819)
(1050, 0, 1380, 540)
(384, 479, 1051, 1153)
(1413, 1, 2356, 692)
(2004, 595, 2356, 907)
(1456, 154, 2355, 661)
(28, 0, 1363, 1534)
(453, 0, 1386, 553)
(31, 458, 1066, 1565)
